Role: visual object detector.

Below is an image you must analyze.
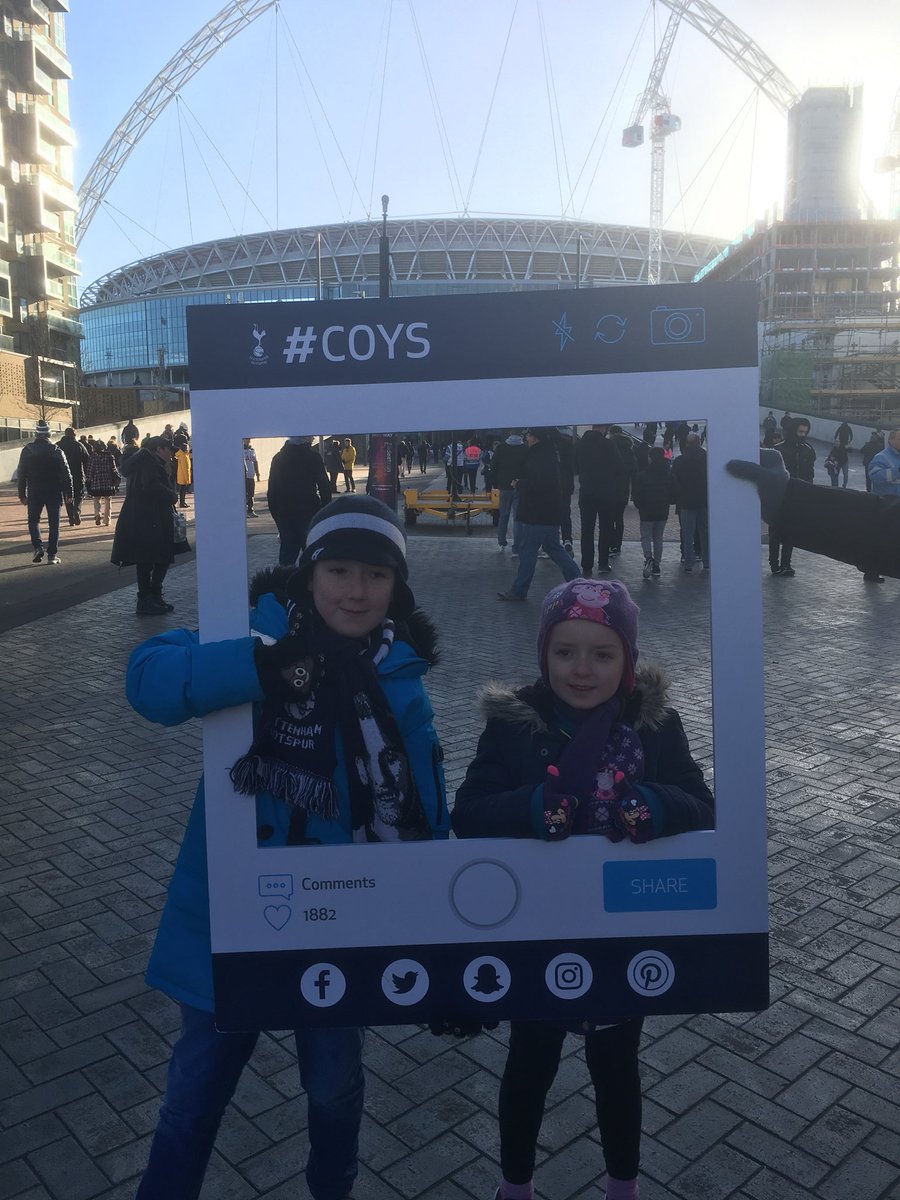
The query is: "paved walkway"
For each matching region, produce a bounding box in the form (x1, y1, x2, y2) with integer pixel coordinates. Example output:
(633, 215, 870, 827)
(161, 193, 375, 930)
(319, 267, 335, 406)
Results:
(2, 473, 900, 1200)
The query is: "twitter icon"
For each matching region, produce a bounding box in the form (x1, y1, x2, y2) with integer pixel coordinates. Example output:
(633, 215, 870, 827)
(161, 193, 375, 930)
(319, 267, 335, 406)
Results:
(381, 958, 430, 1006)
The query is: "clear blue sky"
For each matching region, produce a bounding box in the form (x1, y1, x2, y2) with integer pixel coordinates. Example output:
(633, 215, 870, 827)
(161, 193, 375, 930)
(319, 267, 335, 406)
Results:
(67, 0, 899, 294)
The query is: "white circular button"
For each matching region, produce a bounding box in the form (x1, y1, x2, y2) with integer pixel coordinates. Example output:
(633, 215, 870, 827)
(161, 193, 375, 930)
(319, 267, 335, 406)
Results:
(449, 859, 521, 929)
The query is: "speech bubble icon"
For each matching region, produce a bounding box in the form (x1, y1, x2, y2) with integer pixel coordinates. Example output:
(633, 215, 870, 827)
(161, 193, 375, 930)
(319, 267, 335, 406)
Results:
(258, 874, 294, 900)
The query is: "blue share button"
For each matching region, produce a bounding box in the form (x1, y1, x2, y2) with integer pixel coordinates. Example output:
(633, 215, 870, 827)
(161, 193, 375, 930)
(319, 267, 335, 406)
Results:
(604, 858, 717, 912)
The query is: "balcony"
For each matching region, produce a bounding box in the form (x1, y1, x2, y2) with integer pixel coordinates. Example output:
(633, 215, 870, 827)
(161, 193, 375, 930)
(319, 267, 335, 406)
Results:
(25, 168, 76, 212)
(26, 0, 50, 26)
(32, 33, 71, 79)
(33, 100, 72, 145)
(22, 238, 78, 275)
(44, 0, 69, 11)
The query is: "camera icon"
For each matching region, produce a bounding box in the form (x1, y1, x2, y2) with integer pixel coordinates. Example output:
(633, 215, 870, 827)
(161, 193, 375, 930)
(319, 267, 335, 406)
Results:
(649, 305, 706, 346)
(554, 961, 583, 990)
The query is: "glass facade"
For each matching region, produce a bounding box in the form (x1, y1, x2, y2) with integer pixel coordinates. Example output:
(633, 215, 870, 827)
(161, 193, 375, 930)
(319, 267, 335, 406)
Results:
(80, 286, 322, 382)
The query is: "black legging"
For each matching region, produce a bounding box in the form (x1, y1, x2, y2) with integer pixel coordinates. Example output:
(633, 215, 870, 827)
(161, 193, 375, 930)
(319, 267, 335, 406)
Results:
(499, 1018, 643, 1184)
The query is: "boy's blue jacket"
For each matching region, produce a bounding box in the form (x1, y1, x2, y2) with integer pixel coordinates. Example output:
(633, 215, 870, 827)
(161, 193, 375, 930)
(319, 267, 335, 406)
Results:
(127, 586, 448, 1012)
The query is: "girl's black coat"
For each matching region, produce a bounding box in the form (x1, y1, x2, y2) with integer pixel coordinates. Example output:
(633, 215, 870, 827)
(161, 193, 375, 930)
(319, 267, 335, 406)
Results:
(452, 666, 714, 839)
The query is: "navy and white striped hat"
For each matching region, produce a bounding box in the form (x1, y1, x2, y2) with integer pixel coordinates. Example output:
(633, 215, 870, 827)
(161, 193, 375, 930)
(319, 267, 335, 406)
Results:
(295, 495, 414, 616)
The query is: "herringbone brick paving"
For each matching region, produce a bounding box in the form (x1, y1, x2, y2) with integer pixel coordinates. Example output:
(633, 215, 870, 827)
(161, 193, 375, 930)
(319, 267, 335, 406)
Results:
(2, 502, 899, 1199)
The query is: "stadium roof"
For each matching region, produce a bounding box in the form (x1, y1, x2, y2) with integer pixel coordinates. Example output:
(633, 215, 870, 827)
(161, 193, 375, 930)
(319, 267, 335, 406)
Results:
(80, 216, 726, 306)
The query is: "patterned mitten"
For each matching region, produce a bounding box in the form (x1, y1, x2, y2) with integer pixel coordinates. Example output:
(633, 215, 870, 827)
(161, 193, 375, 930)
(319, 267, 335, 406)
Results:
(541, 765, 577, 840)
(610, 772, 655, 844)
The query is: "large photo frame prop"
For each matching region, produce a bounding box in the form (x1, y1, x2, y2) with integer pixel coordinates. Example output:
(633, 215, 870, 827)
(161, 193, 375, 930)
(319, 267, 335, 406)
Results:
(187, 282, 767, 1030)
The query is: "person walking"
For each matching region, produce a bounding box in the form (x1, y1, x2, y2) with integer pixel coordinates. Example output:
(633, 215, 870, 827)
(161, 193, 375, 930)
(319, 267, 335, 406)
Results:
(607, 426, 637, 557)
(767, 417, 815, 577)
(128, 495, 449, 1200)
(492, 432, 527, 554)
(340, 437, 357, 492)
(824, 441, 849, 489)
(762, 411, 778, 447)
(861, 430, 885, 493)
(242, 437, 261, 515)
(555, 428, 578, 555)
(324, 438, 343, 493)
(267, 435, 332, 566)
(575, 425, 630, 576)
(122, 416, 140, 445)
(18, 419, 72, 564)
(835, 420, 853, 450)
(632, 446, 673, 578)
(57, 426, 89, 526)
(112, 435, 183, 614)
(106, 435, 122, 469)
(671, 432, 709, 574)
(463, 438, 482, 492)
(867, 429, 900, 498)
(454, 577, 713, 1200)
(174, 443, 192, 507)
(85, 437, 121, 526)
(497, 428, 578, 601)
(417, 437, 430, 474)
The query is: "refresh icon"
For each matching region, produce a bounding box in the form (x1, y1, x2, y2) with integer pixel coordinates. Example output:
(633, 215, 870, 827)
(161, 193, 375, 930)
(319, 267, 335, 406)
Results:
(594, 314, 627, 344)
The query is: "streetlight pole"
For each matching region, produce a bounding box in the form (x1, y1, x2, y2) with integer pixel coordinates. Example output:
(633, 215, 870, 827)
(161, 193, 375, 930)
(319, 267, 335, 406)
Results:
(379, 194, 390, 300)
(370, 194, 397, 511)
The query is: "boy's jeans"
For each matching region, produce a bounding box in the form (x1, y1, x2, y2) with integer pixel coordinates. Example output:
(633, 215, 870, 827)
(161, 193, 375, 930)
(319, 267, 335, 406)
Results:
(497, 488, 521, 550)
(137, 1004, 364, 1200)
(508, 523, 579, 597)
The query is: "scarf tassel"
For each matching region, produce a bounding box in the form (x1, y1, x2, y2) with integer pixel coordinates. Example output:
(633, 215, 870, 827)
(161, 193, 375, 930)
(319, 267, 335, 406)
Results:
(230, 754, 339, 821)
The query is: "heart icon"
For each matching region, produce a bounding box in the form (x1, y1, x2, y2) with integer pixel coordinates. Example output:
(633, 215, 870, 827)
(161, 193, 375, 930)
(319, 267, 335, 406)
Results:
(264, 905, 291, 931)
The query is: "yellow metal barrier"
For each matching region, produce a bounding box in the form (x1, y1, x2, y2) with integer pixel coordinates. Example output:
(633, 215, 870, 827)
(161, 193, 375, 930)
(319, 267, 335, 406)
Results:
(403, 487, 500, 534)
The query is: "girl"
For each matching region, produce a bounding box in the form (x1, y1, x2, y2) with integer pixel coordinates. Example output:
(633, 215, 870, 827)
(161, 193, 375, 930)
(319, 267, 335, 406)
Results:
(127, 494, 448, 1200)
(453, 577, 713, 1200)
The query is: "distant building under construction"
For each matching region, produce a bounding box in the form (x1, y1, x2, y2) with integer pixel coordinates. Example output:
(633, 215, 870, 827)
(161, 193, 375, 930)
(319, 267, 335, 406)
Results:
(696, 87, 900, 426)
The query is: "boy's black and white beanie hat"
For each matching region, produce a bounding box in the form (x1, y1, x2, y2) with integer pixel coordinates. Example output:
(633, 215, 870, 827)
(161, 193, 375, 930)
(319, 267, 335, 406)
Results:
(294, 495, 415, 617)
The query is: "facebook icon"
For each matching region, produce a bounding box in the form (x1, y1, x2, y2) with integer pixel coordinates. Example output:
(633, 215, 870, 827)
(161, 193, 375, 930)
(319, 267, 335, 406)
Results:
(300, 962, 346, 1008)
(314, 968, 330, 1001)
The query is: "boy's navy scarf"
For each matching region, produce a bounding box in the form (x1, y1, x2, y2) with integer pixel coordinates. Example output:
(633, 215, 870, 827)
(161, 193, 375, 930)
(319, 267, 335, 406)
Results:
(230, 615, 431, 841)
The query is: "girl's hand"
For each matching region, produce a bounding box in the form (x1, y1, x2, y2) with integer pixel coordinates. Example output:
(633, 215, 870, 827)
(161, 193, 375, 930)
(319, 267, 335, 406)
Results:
(611, 772, 655, 844)
(541, 765, 577, 840)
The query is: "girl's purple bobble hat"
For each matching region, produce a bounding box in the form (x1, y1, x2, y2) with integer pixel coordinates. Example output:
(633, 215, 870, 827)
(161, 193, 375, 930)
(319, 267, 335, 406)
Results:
(537, 578, 640, 693)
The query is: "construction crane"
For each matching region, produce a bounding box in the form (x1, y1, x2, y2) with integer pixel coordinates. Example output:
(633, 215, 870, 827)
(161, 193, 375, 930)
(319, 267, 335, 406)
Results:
(622, 6, 684, 285)
(875, 85, 900, 220)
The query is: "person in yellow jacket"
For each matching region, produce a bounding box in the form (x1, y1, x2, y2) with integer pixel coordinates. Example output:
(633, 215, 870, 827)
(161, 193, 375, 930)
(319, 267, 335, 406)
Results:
(175, 446, 192, 508)
(340, 437, 357, 492)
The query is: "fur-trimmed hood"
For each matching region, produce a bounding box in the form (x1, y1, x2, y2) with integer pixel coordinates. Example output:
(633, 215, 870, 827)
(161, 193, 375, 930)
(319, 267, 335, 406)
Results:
(478, 661, 670, 733)
(248, 566, 439, 666)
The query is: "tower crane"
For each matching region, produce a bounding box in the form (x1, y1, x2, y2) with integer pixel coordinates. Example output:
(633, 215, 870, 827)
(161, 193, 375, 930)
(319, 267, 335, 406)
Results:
(622, 6, 684, 285)
(875, 85, 900, 220)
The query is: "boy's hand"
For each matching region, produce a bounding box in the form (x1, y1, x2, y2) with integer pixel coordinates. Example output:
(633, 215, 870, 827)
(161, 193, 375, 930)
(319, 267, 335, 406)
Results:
(726, 449, 789, 524)
(611, 772, 654, 844)
(254, 635, 317, 701)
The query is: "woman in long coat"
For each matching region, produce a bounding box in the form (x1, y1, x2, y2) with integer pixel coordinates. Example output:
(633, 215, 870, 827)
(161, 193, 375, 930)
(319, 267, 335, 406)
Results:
(112, 436, 183, 615)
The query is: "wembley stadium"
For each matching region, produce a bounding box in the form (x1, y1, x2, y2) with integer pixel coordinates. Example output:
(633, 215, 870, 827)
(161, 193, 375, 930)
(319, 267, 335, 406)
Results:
(78, 217, 726, 389)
